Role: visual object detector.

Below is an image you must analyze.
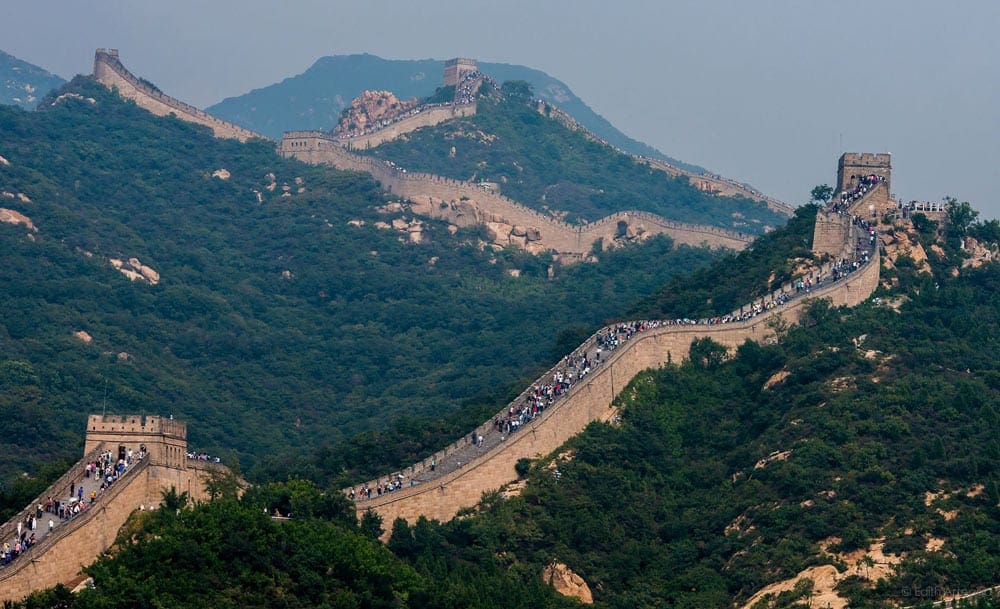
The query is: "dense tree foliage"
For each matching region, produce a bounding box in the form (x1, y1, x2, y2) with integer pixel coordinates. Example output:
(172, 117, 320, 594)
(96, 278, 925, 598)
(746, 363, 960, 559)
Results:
(0, 78, 723, 493)
(430, 250, 1000, 608)
(12, 481, 580, 609)
(360, 87, 785, 231)
(631, 205, 818, 319)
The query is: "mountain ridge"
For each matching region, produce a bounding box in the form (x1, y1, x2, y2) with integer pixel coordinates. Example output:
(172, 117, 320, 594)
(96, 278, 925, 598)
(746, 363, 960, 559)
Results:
(207, 53, 707, 172)
(0, 49, 65, 109)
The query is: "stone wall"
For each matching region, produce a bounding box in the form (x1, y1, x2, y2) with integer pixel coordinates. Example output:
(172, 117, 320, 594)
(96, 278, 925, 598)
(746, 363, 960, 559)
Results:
(837, 152, 891, 194)
(812, 211, 854, 258)
(93, 49, 263, 143)
(846, 180, 893, 221)
(84, 414, 188, 470)
(353, 249, 880, 526)
(280, 133, 753, 256)
(339, 103, 476, 149)
(0, 415, 224, 603)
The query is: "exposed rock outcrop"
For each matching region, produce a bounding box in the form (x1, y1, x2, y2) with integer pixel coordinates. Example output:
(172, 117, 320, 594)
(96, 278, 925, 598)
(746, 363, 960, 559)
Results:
(879, 230, 931, 274)
(962, 236, 996, 269)
(542, 563, 593, 604)
(109, 257, 160, 285)
(333, 90, 419, 137)
(0, 208, 37, 232)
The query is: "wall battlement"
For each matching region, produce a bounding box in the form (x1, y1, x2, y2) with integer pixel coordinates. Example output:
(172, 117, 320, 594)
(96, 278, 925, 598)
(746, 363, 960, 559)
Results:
(350, 243, 880, 528)
(0, 415, 227, 602)
(93, 49, 264, 142)
(84, 414, 188, 470)
(280, 132, 754, 255)
(838, 152, 891, 195)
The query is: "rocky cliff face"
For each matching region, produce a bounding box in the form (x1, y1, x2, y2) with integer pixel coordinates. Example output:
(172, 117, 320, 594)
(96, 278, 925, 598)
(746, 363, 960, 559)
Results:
(333, 90, 419, 136)
(542, 562, 593, 604)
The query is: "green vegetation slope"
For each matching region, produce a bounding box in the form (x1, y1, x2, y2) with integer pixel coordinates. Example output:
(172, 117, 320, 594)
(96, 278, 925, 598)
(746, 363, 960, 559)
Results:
(359, 86, 785, 231)
(0, 78, 722, 495)
(12, 203, 1000, 609)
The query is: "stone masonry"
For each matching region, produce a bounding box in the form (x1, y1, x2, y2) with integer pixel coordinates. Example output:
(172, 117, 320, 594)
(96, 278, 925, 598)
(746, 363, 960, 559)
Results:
(280, 132, 754, 257)
(0, 415, 226, 603)
(93, 49, 264, 143)
(354, 248, 880, 527)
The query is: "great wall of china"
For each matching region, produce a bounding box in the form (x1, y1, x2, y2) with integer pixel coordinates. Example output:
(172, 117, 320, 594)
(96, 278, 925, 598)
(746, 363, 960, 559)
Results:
(0, 50, 887, 603)
(1, 182, 879, 600)
(0, 415, 228, 602)
(345, 157, 893, 530)
(280, 130, 754, 256)
(93, 49, 262, 142)
(90, 49, 789, 258)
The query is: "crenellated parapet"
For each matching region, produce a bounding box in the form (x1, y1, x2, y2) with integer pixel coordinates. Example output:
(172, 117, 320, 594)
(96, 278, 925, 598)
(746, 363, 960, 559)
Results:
(280, 132, 754, 256)
(348, 238, 880, 528)
(0, 414, 233, 603)
(93, 49, 264, 142)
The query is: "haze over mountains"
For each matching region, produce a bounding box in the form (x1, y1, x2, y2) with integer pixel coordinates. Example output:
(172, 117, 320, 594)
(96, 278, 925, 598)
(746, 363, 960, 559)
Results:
(208, 54, 709, 174)
(0, 50, 65, 109)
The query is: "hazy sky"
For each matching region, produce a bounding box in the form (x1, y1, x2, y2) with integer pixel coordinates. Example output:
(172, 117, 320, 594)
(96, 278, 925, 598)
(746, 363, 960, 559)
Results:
(3, 0, 998, 218)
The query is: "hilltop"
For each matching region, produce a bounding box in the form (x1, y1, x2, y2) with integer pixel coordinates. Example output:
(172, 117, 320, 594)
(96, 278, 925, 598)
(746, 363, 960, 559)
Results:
(354, 86, 786, 231)
(0, 49, 65, 109)
(207, 53, 705, 172)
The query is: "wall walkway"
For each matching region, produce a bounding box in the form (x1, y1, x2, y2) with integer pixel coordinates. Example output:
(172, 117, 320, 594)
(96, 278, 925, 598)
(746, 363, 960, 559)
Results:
(280, 132, 754, 256)
(92, 49, 264, 143)
(0, 440, 224, 602)
(348, 227, 880, 527)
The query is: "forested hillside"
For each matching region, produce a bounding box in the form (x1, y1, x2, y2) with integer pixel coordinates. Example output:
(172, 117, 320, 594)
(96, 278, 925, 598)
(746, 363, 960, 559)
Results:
(0, 78, 723, 493)
(11, 203, 1000, 609)
(358, 86, 785, 231)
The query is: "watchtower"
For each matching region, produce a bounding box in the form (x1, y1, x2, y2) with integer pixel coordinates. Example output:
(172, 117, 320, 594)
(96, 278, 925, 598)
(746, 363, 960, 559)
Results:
(84, 414, 188, 470)
(444, 58, 477, 86)
(837, 153, 891, 195)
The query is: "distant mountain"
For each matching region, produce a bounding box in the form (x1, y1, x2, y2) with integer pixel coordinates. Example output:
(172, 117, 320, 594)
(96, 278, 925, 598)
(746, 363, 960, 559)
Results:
(207, 53, 706, 173)
(0, 49, 65, 109)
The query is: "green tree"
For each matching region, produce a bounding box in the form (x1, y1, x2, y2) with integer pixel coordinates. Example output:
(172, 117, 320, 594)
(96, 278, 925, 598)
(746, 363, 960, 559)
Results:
(360, 507, 384, 539)
(810, 184, 834, 204)
(945, 197, 978, 237)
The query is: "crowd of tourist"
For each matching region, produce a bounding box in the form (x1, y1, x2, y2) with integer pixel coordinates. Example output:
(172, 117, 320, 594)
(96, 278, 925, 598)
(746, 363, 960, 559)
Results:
(1, 446, 144, 568)
(831, 174, 886, 212)
(187, 452, 222, 463)
(349, 222, 877, 502)
(335, 73, 486, 141)
(454, 71, 486, 105)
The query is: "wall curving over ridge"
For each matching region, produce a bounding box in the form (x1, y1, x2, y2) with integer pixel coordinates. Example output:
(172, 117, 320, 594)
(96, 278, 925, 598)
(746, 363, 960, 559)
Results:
(348, 235, 880, 528)
(92, 49, 264, 143)
(280, 131, 754, 258)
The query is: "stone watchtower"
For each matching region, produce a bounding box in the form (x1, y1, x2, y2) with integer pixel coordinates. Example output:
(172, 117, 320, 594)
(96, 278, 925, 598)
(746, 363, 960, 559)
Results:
(444, 58, 478, 86)
(84, 414, 188, 469)
(837, 152, 891, 196)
